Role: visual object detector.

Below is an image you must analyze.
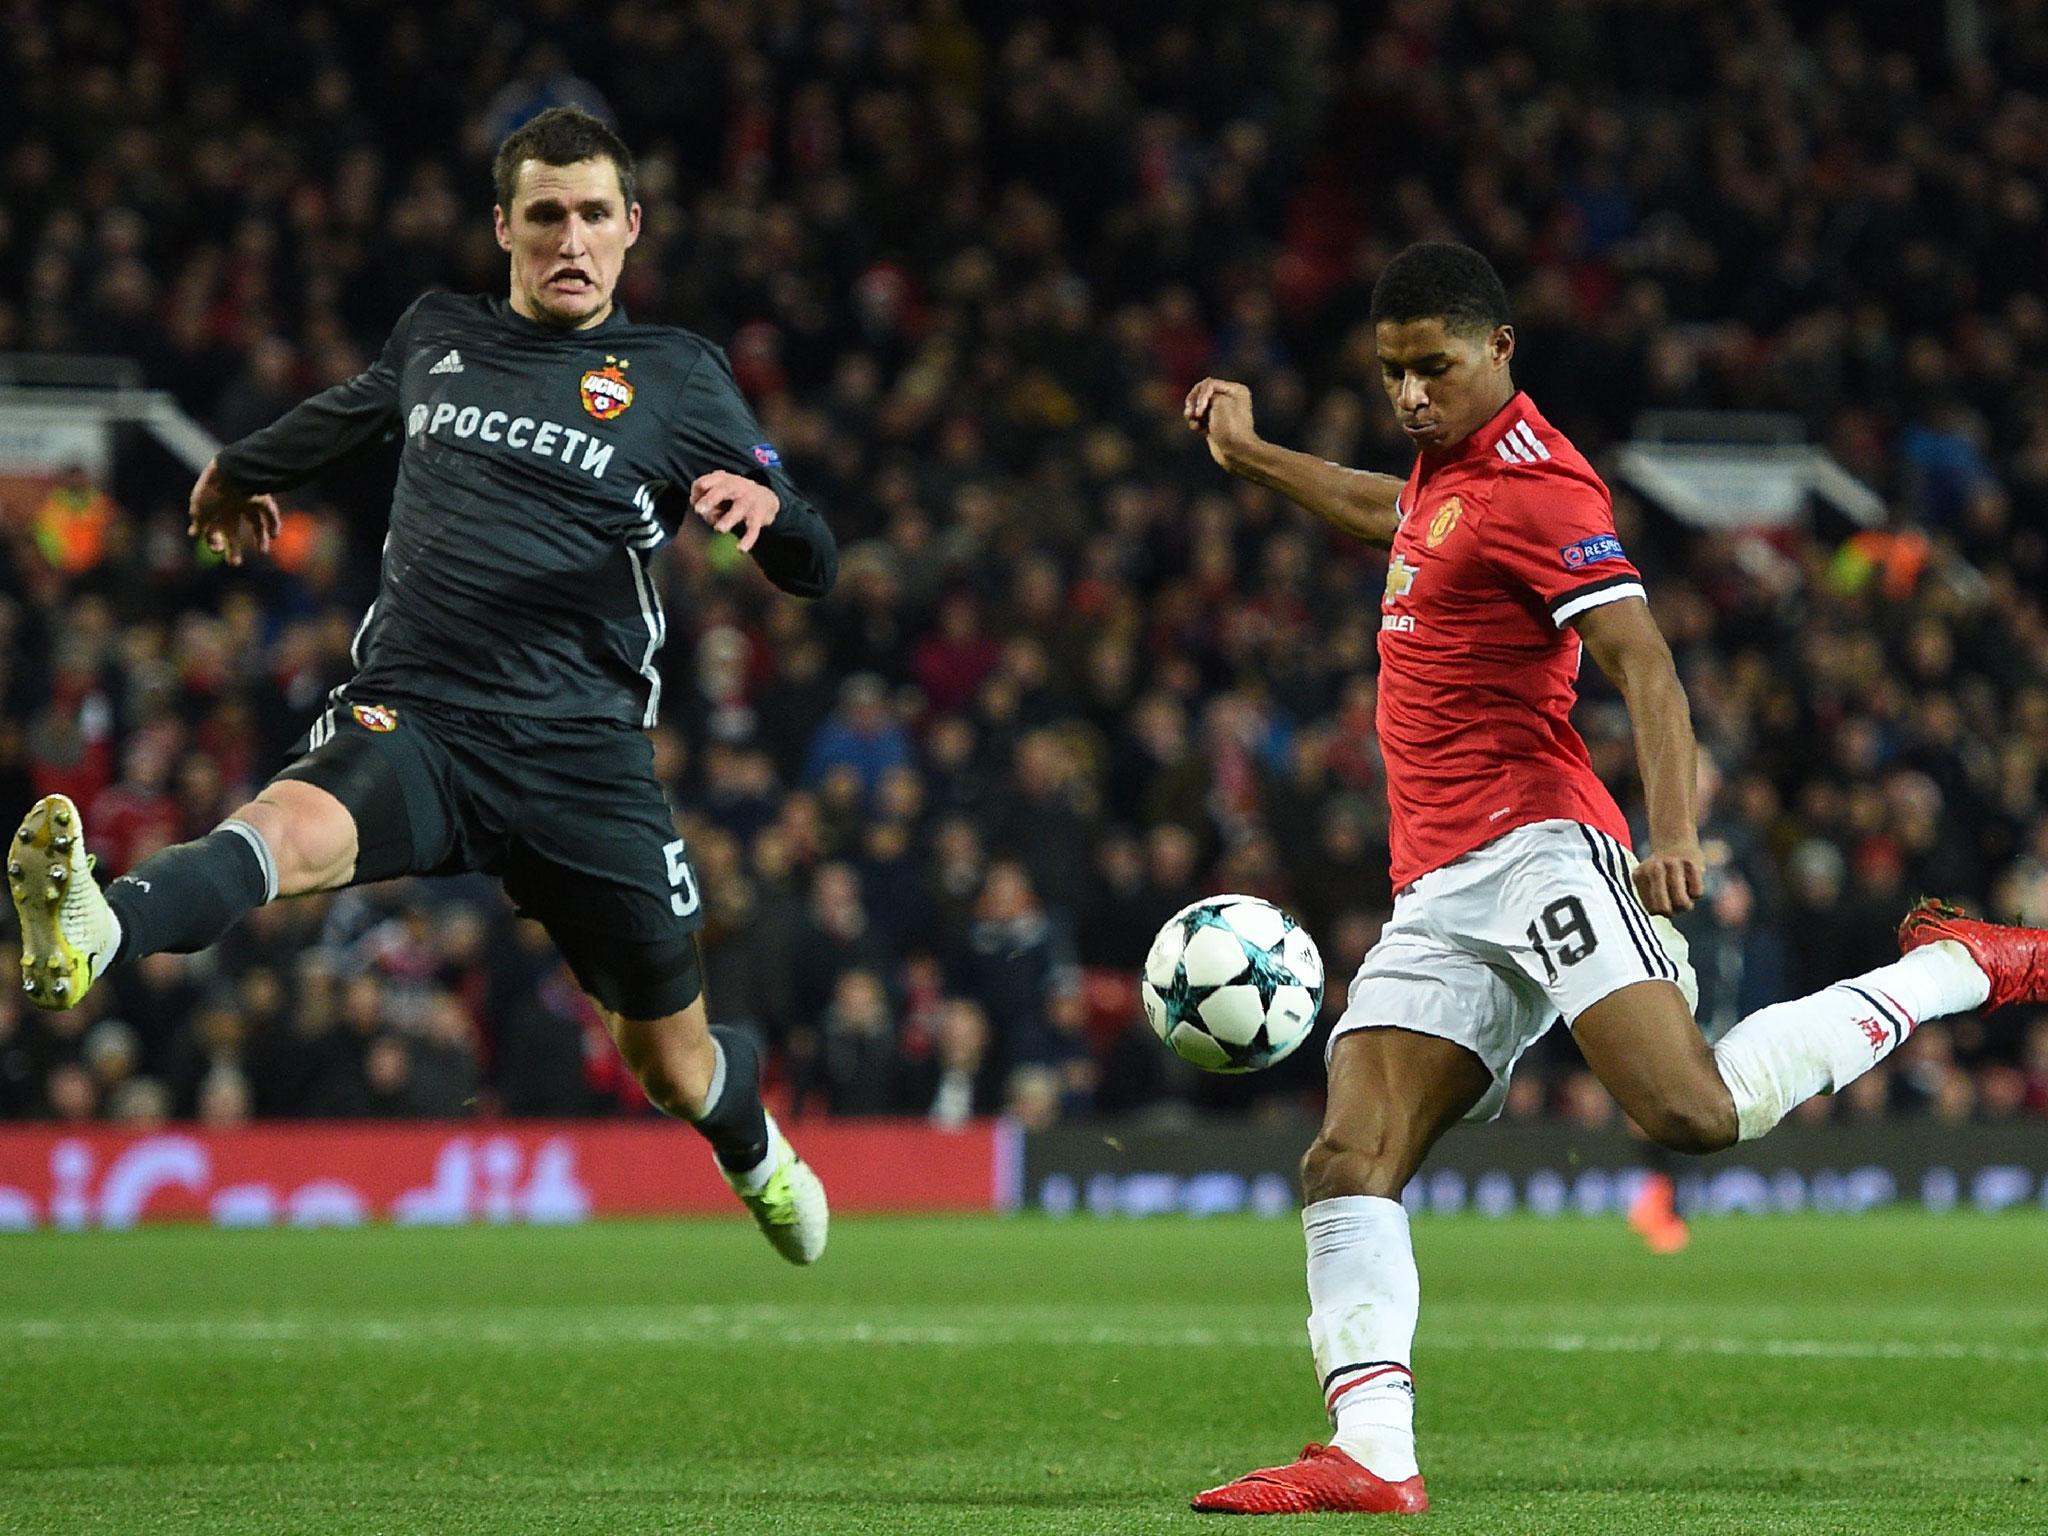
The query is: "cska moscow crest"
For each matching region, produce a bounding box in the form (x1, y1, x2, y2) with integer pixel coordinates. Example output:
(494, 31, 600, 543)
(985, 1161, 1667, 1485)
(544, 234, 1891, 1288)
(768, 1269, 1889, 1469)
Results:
(580, 356, 634, 420)
(1426, 495, 1463, 548)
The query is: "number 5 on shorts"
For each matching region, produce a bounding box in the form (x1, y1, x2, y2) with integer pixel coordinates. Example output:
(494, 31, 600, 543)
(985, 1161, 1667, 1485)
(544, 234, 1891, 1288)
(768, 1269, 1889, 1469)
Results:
(664, 837, 701, 918)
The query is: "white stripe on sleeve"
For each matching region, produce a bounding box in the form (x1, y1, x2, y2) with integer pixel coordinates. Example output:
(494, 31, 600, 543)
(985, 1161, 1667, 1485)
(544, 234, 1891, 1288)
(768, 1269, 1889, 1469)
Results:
(1551, 580, 1647, 626)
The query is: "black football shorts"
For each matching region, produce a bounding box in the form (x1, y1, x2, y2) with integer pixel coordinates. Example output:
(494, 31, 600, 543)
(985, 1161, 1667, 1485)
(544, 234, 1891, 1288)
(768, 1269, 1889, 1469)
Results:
(273, 693, 705, 1018)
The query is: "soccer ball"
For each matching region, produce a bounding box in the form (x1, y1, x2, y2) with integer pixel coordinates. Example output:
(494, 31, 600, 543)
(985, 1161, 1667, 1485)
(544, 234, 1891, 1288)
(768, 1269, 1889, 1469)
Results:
(1140, 896, 1325, 1072)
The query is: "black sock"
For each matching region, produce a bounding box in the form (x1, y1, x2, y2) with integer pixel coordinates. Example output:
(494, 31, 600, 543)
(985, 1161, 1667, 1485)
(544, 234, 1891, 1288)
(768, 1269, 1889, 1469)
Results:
(695, 1025, 771, 1172)
(103, 824, 273, 967)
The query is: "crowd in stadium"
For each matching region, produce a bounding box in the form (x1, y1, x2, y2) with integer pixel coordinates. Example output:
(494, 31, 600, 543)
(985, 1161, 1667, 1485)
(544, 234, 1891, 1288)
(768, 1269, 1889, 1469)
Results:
(2, 0, 2047, 1130)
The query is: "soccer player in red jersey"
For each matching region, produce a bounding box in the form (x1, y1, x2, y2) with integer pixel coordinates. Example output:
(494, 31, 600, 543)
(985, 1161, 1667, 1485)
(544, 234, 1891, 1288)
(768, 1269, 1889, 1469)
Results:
(1180, 242, 2048, 1516)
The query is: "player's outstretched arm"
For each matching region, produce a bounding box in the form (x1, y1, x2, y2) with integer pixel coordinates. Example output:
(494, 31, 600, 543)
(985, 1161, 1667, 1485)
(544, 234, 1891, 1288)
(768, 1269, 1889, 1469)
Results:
(748, 497, 838, 597)
(210, 300, 415, 505)
(1184, 377, 1403, 548)
(688, 470, 838, 598)
(1573, 596, 1705, 916)
(187, 457, 281, 567)
(673, 346, 838, 598)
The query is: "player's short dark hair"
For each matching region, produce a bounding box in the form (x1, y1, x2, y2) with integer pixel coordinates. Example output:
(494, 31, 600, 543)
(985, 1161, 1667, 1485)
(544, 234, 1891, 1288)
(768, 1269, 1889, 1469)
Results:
(1371, 242, 1512, 336)
(493, 107, 637, 212)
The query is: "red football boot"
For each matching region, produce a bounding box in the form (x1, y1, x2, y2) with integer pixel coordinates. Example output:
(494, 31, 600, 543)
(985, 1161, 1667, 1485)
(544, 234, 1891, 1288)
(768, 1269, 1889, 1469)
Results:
(1191, 1443, 1428, 1515)
(1898, 898, 2048, 1013)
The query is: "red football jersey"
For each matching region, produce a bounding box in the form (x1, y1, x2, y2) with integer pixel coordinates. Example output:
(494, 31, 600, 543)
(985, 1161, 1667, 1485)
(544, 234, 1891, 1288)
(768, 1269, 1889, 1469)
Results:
(1376, 392, 1643, 890)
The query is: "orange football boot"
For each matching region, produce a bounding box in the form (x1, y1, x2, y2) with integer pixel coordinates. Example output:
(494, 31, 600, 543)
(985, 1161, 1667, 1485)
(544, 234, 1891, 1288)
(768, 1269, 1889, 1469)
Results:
(1627, 1172, 1690, 1254)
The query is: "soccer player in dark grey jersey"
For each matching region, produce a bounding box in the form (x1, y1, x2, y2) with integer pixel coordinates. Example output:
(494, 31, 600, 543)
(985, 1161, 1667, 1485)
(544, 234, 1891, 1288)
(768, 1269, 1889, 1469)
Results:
(8, 109, 832, 1263)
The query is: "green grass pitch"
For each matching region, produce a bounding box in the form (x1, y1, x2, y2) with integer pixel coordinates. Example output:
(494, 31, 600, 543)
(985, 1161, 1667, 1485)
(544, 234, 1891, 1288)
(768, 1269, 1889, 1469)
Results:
(2, 1212, 2043, 1533)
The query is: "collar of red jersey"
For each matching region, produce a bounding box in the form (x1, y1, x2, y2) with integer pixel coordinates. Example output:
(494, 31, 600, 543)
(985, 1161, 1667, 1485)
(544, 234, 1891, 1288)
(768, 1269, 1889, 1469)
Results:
(1424, 391, 1537, 467)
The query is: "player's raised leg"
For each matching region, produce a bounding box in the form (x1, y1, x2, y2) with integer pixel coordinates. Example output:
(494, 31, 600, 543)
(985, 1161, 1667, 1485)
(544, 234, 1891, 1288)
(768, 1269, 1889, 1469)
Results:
(1563, 592, 2040, 1143)
(508, 737, 829, 1266)
(1707, 897, 2044, 1142)
(603, 991, 827, 1264)
(1192, 1027, 1487, 1515)
(9, 779, 354, 1010)
(1571, 907, 2025, 1152)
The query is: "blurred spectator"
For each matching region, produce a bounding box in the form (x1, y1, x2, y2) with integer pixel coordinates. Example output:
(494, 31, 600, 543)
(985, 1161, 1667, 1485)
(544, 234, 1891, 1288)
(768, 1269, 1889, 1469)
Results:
(911, 999, 995, 1128)
(29, 466, 122, 579)
(1079, 829, 1157, 970)
(82, 1020, 141, 1106)
(89, 735, 182, 877)
(812, 969, 898, 1116)
(1679, 869, 1790, 1040)
(0, 986, 36, 1116)
(357, 1034, 416, 1118)
(951, 860, 1084, 1079)
(497, 962, 601, 1118)
(913, 590, 1002, 713)
(803, 673, 912, 801)
(1004, 1064, 1063, 1132)
(106, 1077, 171, 1129)
(44, 1063, 95, 1123)
(989, 730, 1095, 923)
(197, 1063, 254, 1128)
(409, 991, 480, 1117)
(788, 862, 890, 1047)
(2023, 1021, 2048, 1115)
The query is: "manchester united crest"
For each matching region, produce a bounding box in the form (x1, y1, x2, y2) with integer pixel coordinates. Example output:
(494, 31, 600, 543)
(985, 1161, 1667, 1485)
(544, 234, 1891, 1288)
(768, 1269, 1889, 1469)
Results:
(351, 702, 399, 733)
(579, 355, 634, 420)
(1426, 496, 1463, 549)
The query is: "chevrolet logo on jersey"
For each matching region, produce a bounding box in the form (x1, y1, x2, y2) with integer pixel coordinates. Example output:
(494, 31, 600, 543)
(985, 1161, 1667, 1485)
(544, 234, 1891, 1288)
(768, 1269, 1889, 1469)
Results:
(580, 356, 634, 420)
(1384, 553, 1420, 607)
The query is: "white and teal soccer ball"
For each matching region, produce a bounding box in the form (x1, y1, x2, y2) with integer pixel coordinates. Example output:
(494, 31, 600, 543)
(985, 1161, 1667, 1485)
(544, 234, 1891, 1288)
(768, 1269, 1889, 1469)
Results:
(1140, 895, 1325, 1073)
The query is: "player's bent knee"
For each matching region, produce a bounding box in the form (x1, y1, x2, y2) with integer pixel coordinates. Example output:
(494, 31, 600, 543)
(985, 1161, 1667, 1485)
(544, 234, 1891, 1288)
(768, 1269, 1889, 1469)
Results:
(607, 1005, 718, 1121)
(1301, 1131, 1412, 1204)
(634, 1059, 711, 1120)
(640, 1057, 716, 1120)
(238, 783, 360, 895)
(1635, 1092, 1737, 1155)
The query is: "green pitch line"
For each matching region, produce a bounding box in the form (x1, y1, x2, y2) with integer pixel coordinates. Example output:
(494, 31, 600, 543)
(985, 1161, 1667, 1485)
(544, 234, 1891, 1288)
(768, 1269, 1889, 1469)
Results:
(0, 1213, 2042, 1535)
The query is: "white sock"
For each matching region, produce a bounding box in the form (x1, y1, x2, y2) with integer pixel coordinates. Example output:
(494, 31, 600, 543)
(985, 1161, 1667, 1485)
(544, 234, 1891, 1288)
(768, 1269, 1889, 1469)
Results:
(1304, 1195, 1420, 1481)
(1713, 941, 1988, 1140)
(730, 1113, 783, 1194)
(95, 910, 123, 982)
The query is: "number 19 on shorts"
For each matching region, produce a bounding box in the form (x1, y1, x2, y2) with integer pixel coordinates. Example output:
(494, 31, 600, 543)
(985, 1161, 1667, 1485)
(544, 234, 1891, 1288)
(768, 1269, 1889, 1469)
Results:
(1526, 894, 1597, 984)
(664, 837, 701, 918)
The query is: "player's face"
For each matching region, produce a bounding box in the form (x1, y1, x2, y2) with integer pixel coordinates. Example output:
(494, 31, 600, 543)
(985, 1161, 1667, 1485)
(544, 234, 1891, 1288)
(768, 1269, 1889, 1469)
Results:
(1375, 318, 1516, 453)
(495, 158, 642, 330)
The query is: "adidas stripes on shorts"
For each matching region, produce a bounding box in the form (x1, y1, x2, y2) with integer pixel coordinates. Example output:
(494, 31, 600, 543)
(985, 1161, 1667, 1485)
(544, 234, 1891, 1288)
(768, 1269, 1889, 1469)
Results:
(1330, 819, 1700, 1121)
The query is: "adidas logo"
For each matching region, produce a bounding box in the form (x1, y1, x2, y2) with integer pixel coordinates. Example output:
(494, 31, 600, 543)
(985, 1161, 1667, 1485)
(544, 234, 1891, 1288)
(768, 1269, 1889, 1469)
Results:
(1494, 419, 1550, 464)
(429, 349, 464, 375)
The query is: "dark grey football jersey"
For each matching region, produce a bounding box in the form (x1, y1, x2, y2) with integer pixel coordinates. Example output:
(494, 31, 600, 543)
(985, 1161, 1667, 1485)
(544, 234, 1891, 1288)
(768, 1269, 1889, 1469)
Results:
(216, 293, 837, 726)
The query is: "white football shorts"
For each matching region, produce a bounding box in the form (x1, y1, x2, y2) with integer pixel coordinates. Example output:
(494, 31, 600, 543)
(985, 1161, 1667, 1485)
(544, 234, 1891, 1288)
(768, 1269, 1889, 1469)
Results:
(1329, 818, 1699, 1121)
